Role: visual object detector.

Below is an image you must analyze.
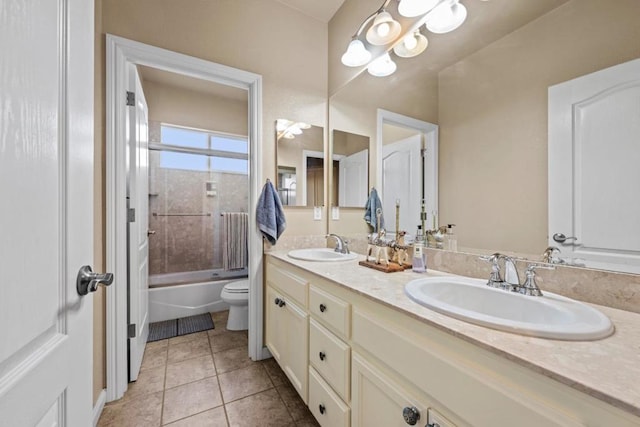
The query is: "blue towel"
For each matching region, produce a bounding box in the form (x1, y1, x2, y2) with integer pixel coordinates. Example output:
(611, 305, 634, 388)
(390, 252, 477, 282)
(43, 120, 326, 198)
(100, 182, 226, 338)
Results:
(364, 188, 384, 230)
(257, 180, 286, 245)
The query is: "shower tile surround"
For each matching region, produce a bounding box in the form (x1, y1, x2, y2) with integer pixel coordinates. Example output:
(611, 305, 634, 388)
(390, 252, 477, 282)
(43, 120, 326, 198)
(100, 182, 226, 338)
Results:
(268, 233, 640, 313)
(148, 121, 249, 276)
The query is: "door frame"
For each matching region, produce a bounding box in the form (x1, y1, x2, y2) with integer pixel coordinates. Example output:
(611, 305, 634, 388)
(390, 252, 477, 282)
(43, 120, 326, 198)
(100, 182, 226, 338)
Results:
(376, 109, 439, 229)
(105, 35, 265, 401)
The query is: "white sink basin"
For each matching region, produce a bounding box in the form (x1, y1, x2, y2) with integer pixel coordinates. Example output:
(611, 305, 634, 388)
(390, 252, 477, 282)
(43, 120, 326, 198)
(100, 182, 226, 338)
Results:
(288, 248, 358, 262)
(404, 276, 614, 341)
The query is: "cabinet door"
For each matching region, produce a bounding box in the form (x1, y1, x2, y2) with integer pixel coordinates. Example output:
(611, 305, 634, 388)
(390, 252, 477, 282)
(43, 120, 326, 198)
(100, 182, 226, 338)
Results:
(265, 286, 285, 362)
(352, 352, 435, 427)
(283, 296, 309, 402)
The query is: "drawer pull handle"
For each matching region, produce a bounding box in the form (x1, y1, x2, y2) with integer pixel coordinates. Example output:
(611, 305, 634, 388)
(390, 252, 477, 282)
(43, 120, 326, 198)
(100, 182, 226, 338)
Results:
(402, 406, 420, 425)
(278, 299, 286, 308)
(319, 404, 326, 415)
(274, 298, 281, 306)
(319, 303, 327, 312)
(319, 351, 326, 361)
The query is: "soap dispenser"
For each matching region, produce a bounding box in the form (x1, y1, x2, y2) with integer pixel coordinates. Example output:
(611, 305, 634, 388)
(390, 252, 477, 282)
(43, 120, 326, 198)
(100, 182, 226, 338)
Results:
(445, 224, 457, 251)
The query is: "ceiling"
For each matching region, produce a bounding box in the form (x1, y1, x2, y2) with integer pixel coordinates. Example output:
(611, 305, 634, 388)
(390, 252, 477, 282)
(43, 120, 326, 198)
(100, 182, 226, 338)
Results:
(275, 0, 346, 22)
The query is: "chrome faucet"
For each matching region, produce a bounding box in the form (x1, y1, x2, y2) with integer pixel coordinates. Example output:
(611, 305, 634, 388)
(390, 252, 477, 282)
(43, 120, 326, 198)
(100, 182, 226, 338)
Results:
(542, 246, 564, 264)
(479, 253, 519, 291)
(327, 234, 350, 254)
(480, 253, 555, 297)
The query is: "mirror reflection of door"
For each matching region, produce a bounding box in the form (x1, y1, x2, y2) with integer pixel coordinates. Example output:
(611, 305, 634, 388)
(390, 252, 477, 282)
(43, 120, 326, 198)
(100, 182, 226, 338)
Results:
(275, 120, 324, 207)
(333, 130, 370, 208)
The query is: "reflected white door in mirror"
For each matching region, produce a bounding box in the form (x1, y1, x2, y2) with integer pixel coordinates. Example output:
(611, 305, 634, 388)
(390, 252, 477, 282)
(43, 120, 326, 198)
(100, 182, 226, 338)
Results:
(377, 109, 438, 239)
(549, 58, 640, 274)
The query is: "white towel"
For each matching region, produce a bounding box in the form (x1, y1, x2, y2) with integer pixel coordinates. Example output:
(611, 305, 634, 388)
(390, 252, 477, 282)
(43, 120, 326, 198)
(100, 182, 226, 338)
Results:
(223, 212, 248, 270)
(256, 180, 286, 245)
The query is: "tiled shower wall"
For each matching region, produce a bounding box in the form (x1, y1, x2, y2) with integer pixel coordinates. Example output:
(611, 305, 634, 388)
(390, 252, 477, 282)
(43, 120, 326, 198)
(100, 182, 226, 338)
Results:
(148, 126, 248, 276)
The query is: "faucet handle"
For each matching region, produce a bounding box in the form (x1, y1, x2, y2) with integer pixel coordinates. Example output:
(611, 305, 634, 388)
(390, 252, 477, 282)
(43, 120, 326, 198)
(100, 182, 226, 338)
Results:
(479, 253, 503, 288)
(526, 263, 556, 273)
(519, 263, 555, 297)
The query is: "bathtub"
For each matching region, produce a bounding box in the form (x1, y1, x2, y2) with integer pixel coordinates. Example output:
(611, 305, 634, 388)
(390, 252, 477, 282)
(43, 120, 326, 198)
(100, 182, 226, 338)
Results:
(149, 269, 248, 323)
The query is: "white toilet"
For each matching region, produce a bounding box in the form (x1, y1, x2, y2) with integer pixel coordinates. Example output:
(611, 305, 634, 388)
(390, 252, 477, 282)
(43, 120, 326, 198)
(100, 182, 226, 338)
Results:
(220, 279, 249, 331)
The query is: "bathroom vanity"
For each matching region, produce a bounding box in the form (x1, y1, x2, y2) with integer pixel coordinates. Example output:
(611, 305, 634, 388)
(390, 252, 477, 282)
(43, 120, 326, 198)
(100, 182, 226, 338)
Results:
(264, 251, 640, 427)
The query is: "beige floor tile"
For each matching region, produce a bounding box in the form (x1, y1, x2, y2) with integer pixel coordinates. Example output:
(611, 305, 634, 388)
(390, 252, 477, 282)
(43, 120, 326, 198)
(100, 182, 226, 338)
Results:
(262, 358, 288, 386)
(167, 336, 212, 364)
(209, 331, 248, 354)
(163, 407, 228, 427)
(146, 339, 169, 351)
(168, 331, 208, 346)
(208, 311, 229, 336)
(165, 355, 216, 389)
(276, 383, 311, 421)
(162, 377, 223, 425)
(212, 346, 253, 374)
(225, 389, 294, 427)
(98, 391, 163, 427)
(120, 365, 165, 402)
(295, 415, 321, 427)
(218, 364, 273, 403)
(141, 345, 168, 371)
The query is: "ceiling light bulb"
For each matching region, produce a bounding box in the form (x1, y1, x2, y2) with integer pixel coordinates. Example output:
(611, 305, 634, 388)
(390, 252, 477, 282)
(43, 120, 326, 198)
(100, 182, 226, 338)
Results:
(398, 0, 441, 17)
(393, 30, 428, 58)
(426, 0, 467, 34)
(367, 53, 397, 77)
(377, 22, 390, 37)
(276, 119, 290, 132)
(366, 10, 401, 45)
(283, 132, 294, 139)
(341, 39, 372, 67)
(404, 33, 418, 50)
(297, 122, 311, 130)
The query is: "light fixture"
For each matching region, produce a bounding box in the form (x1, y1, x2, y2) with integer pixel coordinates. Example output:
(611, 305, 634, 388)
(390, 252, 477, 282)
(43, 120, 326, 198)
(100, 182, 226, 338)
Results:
(366, 10, 401, 45)
(397, 0, 440, 18)
(368, 53, 397, 77)
(277, 120, 311, 140)
(426, 0, 468, 34)
(340, 0, 476, 78)
(341, 39, 372, 67)
(393, 30, 428, 58)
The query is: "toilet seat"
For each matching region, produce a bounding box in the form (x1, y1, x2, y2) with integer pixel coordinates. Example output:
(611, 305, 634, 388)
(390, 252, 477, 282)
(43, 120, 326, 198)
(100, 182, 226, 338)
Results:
(223, 279, 249, 293)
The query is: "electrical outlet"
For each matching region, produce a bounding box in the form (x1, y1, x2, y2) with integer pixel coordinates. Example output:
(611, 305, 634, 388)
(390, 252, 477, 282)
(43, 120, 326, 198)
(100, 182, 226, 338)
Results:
(313, 206, 322, 220)
(331, 206, 340, 220)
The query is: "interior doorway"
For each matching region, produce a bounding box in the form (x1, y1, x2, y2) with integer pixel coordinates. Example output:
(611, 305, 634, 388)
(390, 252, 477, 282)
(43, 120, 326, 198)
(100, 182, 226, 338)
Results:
(106, 35, 265, 402)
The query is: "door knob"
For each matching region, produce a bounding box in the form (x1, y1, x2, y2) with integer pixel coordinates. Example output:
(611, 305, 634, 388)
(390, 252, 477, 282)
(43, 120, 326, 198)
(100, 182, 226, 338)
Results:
(552, 233, 577, 244)
(76, 265, 114, 296)
(147, 230, 156, 236)
(402, 406, 420, 425)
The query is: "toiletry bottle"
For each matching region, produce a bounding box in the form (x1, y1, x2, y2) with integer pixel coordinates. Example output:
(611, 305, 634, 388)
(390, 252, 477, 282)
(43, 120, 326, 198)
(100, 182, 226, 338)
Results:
(445, 224, 457, 251)
(412, 225, 427, 273)
(415, 225, 424, 243)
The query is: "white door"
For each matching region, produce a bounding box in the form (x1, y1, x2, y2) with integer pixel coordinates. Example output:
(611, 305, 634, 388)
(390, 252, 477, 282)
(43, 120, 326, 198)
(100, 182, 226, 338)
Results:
(382, 135, 422, 235)
(549, 58, 640, 273)
(127, 66, 150, 381)
(339, 149, 368, 207)
(0, 0, 94, 425)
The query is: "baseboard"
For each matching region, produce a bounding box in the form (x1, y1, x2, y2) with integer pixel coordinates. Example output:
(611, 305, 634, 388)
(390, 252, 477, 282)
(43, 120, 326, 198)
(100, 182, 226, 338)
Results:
(93, 389, 107, 427)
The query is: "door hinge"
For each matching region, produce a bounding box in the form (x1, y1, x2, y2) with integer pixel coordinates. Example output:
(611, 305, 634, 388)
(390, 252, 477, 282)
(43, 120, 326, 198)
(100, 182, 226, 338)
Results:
(126, 91, 135, 106)
(128, 324, 136, 338)
(127, 208, 136, 223)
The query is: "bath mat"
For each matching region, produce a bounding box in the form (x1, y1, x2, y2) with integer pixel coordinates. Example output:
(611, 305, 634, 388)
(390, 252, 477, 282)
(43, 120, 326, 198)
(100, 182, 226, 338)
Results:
(147, 313, 214, 342)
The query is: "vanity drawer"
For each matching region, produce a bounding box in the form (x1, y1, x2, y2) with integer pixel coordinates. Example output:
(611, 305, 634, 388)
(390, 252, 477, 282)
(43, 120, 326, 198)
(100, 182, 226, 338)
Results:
(309, 285, 351, 338)
(266, 262, 308, 307)
(309, 366, 350, 427)
(309, 318, 350, 401)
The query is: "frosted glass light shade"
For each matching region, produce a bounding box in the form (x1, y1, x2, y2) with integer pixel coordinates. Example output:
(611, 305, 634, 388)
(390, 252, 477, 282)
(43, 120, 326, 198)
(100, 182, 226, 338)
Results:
(366, 11, 401, 45)
(367, 53, 397, 77)
(398, 0, 440, 17)
(341, 39, 372, 67)
(393, 31, 428, 58)
(426, 0, 467, 34)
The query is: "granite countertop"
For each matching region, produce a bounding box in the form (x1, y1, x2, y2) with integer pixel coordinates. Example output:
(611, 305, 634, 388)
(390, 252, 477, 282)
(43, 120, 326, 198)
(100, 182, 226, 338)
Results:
(267, 250, 640, 418)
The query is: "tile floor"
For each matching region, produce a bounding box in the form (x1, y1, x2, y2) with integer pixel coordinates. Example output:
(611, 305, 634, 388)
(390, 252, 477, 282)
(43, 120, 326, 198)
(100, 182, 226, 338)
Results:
(98, 311, 320, 427)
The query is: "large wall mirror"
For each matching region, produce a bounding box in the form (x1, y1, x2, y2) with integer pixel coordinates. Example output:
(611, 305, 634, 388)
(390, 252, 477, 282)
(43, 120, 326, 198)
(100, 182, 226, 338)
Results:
(275, 119, 325, 207)
(328, 0, 640, 274)
(331, 129, 369, 208)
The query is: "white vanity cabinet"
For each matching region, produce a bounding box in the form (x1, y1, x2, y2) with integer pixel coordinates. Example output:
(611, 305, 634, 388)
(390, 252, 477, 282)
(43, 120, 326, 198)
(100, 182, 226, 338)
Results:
(264, 255, 640, 427)
(265, 264, 309, 402)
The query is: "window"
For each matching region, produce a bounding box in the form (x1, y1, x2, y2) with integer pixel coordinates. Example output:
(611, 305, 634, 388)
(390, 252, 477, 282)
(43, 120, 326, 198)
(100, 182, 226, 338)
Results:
(158, 124, 248, 173)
